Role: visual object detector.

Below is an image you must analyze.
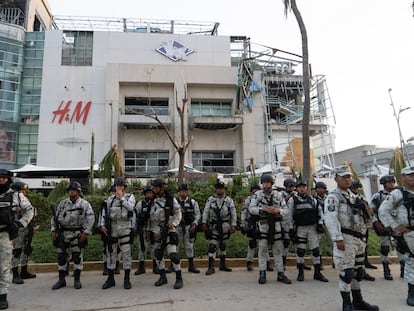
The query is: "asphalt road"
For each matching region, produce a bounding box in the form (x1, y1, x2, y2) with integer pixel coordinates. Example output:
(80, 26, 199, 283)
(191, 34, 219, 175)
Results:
(6, 262, 413, 311)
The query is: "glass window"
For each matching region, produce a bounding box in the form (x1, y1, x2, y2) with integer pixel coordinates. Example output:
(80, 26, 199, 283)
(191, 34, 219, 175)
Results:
(124, 97, 169, 115)
(61, 31, 93, 66)
(192, 151, 235, 173)
(191, 100, 232, 117)
(124, 151, 169, 176)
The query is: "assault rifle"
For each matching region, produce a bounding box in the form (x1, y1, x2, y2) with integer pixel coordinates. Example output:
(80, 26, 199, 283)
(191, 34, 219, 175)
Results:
(102, 201, 113, 254)
(50, 204, 66, 253)
(158, 193, 175, 258)
(213, 200, 225, 251)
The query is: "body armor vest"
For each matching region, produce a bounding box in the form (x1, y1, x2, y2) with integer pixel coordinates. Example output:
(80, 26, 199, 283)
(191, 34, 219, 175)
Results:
(292, 195, 319, 226)
(0, 191, 14, 226)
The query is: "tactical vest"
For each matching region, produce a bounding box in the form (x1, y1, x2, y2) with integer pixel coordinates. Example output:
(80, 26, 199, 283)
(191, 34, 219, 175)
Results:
(292, 195, 319, 226)
(180, 198, 195, 225)
(398, 187, 414, 228)
(0, 191, 14, 226)
(137, 199, 153, 226)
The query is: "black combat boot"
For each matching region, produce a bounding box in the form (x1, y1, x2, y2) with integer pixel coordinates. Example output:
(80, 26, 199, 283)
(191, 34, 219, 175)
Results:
(313, 264, 329, 282)
(174, 270, 183, 289)
(407, 283, 414, 306)
(12, 267, 23, 284)
(124, 269, 131, 289)
(154, 269, 168, 286)
(135, 261, 146, 275)
(258, 270, 266, 284)
(219, 255, 232, 272)
(101, 269, 115, 289)
(205, 257, 215, 275)
(277, 271, 292, 284)
(401, 261, 405, 278)
(20, 265, 36, 279)
(351, 289, 379, 311)
(297, 263, 304, 282)
(362, 269, 375, 281)
(303, 264, 312, 271)
(166, 262, 174, 273)
(341, 291, 355, 311)
(52, 270, 66, 290)
(266, 261, 274, 272)
(0, 294, 8, 310)
(246, 261, 253, 271)
(383, 262, 393, 280)
(364, 248, 377, 269)
(102, 263, 108, 276)
(115, 261, 120, 274)
(152, 259, 159, 274)
(73, 269, 82, 289)
(188, 258, 200, 273)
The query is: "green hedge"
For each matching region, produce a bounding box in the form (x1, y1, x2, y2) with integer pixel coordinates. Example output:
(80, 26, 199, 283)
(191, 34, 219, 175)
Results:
(30, 230, 380, 263)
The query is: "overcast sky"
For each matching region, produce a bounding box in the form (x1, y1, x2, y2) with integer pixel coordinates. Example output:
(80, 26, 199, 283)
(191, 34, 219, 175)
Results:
(48, 0, 414, 152)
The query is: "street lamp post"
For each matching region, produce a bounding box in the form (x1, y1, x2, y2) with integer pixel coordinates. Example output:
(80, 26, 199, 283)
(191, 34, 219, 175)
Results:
(388, 88, 411, 165)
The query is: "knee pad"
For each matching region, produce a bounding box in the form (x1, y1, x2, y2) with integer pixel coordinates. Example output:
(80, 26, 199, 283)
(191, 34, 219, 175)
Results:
(219, 241, 226, 252)
(249, 239, 257, 249)
(296, 248, 306, 258)
(311, 247, 320, 258)
(169, 252, 180, 264)
(208, 243, 216, 254)
(58, 252, 67, 266)
(154, 248, 163, 261)
(12, 248, 22, 258)
(72, 252, 81, 265)
(340, 268, 354, 284)
(168, 232, 178, 245)
(24, 245, 33, 256)
(380, 245, 390, 257)
(354, 267, 364, 282)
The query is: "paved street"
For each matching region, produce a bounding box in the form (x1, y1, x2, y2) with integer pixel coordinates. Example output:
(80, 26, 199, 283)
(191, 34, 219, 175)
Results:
(6, 262, 413, 311)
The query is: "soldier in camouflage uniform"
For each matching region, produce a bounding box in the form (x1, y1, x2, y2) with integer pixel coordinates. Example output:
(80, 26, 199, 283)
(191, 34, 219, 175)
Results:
(149, 178, 183, 289)
(134, 185, 155, 275)
(287, 180, 328, 283)
(324, 166, 378, 311)
(51, 181, 94, 291)
(10, 182, 37, 285)
(0, 169, 34, 310)
(249, 174, 291, 285)
(379, 166, 414, 306)
(100, 177, 136, 290)
(176, 183, 201, 273)
(202, 180, 237, 275)
(314, 181, 331, 270)
(371, 175, 403, 280)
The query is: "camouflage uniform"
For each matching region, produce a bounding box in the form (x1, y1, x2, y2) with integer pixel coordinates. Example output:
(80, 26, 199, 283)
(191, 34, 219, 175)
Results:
(249, 180, 291, 285)
(0, 186, 34, 309)
(379, 172, 414, 306)
(202, 182, 237, 275)
(148, 186, 183, 289)
(324, 165, 378, 311)
(51, 187, 95, 290)
(176, 185, 201, 273)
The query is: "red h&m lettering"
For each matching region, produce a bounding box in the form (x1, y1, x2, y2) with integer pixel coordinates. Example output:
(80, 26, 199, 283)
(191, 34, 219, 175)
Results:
(52, 100, 91, 125)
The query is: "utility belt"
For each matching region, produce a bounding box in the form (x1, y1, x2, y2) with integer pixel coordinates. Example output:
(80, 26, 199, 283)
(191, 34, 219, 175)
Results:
(61, 226, 83, 232)
(341, 228, 366, 241)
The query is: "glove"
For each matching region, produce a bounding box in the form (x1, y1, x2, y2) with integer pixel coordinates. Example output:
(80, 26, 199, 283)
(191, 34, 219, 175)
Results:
(316, 224, 325, 234)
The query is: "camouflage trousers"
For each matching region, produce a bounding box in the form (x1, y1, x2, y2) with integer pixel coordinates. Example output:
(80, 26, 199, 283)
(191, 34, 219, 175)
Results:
(0, 232, 12, 295)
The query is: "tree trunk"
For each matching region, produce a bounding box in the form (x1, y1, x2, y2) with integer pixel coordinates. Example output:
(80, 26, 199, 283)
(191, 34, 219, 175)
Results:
(290, 0, 311, 188)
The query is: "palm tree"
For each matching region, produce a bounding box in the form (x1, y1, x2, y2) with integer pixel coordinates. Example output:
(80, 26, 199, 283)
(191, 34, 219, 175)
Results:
(389, 147, 406, 186)
(98, 144, 124, 184)
(283, 0, 312, 188)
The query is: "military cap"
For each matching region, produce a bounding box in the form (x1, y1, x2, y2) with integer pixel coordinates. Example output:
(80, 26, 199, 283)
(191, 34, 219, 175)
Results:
(335, 165, 352, 177)
(402, 166, 414, 175)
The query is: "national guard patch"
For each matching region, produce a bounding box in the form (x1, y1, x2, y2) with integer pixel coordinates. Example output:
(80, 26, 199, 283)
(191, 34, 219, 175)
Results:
(327, 197, 335, 212)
